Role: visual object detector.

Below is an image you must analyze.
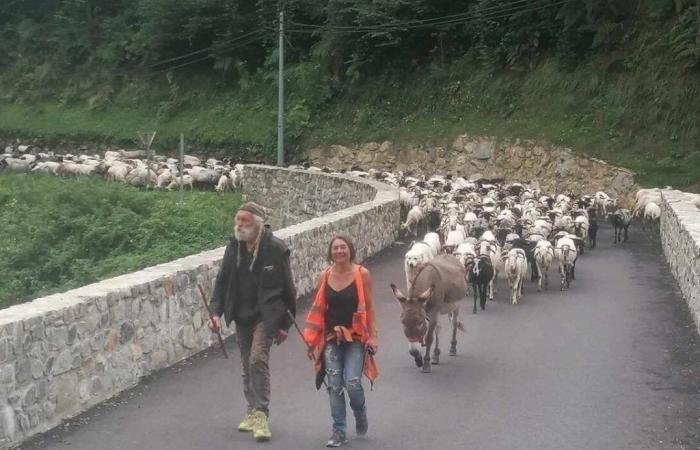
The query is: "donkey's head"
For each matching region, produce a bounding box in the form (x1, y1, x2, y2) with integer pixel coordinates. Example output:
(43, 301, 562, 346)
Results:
(390, 283, 434, 345)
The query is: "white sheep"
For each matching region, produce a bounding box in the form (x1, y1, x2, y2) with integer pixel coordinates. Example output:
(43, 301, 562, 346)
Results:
(503, 248, 528, 305)
(2, 157, 34, 171)
(125, 167, 157, 186)
(642, 202, 661, 231)
(423, 232, 442, 256)
(166, 174, 194, 191)
(229, 168, 243, 190)
(215, 174, 230, 192)
(533, 240, 555, 291)
(454, 242, 477, 268)
(156, 169, 174, 189)
(555, 234, 578, 290)
(31, 161, 61, 175)
(106, 164, 130, 182)
(401, 205, 424, 238)
(444, 229, 466, 253)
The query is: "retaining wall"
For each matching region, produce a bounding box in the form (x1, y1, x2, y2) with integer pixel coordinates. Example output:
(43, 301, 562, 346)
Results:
(660, 190, 700, 334)
(0, 165, 399, 448)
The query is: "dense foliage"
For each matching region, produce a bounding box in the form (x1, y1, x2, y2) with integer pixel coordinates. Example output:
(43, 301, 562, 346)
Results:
(0, 172, 241, 307)
(2, 0, 698, 90)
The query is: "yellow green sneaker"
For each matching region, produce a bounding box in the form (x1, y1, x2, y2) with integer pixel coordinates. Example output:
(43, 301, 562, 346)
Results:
(237, 410, 256, 432)
(252, 410, 272, 441)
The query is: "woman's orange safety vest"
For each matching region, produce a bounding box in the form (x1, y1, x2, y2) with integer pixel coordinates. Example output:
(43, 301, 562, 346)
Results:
(303, 264, 378, 389)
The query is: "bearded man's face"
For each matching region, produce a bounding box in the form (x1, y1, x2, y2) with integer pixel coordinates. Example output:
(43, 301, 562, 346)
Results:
(234, 211, 259, 242)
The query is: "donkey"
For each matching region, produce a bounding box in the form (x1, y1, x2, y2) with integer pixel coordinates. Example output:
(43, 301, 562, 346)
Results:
(390, 255, 467, 373)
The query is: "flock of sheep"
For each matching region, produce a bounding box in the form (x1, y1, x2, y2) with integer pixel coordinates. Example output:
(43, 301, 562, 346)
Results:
(389, 177, 668, 310)
(0, 145, 243, 192)
(285, 163, 672, 312)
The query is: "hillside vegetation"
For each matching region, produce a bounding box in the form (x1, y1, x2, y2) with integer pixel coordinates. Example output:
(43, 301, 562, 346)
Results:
(0, 172, 240, 308)
(1, 0, 699, 187)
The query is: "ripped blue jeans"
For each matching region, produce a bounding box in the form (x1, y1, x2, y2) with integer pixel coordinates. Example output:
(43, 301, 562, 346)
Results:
(324, 340, 366, 434)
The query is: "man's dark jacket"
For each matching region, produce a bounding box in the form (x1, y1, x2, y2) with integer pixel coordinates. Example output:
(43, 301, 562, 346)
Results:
(210, 227, 297, 333)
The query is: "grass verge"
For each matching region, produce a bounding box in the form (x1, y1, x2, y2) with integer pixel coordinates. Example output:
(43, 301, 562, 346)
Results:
(0, 171, 240, 308)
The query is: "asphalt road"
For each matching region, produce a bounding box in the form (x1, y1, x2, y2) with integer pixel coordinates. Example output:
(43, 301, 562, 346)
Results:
(21, 225, 700, 450)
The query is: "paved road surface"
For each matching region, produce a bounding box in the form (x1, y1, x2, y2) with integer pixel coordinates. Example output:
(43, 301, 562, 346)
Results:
(21, 225, 700, 450)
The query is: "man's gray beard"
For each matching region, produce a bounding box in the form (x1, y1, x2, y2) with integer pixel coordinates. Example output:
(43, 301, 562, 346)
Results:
(234, 226, 257, 242)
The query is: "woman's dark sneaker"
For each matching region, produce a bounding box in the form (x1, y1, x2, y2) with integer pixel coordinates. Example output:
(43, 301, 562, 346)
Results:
(355, 411, 368, 436)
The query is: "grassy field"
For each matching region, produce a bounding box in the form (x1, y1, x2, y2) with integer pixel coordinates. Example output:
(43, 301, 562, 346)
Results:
(0, 171, 241, 308)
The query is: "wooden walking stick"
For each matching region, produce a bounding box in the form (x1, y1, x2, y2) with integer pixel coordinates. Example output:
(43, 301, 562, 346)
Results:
(287, 310, 315, 360)
(286, 310, 327, 388)
(197, 283, 229, 359)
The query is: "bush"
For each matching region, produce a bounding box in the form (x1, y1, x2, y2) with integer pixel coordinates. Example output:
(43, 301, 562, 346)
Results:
(0, 171, 241, 308)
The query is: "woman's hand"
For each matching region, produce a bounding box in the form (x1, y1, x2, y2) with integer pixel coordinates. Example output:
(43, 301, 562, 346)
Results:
(306, 345, 317, 360)
(366, 336, 378, 355)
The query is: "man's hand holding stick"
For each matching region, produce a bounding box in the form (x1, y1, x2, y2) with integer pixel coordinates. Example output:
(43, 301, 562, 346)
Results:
(197, 283, 229, 359)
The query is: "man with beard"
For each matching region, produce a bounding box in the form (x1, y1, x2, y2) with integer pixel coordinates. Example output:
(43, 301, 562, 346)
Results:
(208, 202, 297, 442)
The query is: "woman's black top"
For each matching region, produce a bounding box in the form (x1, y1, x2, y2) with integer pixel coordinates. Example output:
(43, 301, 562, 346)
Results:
(325, 280, 359, 329)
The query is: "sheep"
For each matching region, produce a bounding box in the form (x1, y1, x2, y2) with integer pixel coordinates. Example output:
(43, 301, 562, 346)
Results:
(454, 242, 477, 268)
(401, 205, 424, 238)
(188, 166, 219, 186)
(104, 150, 122, 160)
(166, 174, 194, 191)
(533, 240, 555, 291)
(183, 155, 201, 167)
(502, 248, 528, 304)
(478, 239, 502, 301)
(58, 161, 83, 176)
(3, 157, 35, 171)
(609, 208, 632, 244)
(466, 255, 494, 314)
(443, 229, 466, 254)
(554, 234, 578, 290)
(642, 202, 661, 231)
(125, 167, 157, 187)
(633, 188, 662, 217)
(106, 164, 130, 183)
(595, 191, 610, 214)
(573, 215, 589, 255)
(229, 169, 242, 190)
(586, 207, 599, 249)
(31, 161, 61, 175)
(423, 232, 442, 256)
(156, 169, 175, 189)
(420, 198, 441, 232)
(215, 174, 230, 193)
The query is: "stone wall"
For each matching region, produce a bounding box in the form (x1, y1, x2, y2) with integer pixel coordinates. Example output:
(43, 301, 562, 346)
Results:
(305, 135, 639, 206)
(241, 164, 379, 229)
(0, 166, 399, 449)
(660, 190, 700, 334)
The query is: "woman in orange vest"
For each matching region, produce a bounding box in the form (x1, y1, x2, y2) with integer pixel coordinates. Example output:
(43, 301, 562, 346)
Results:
(303, 235, 379, 448)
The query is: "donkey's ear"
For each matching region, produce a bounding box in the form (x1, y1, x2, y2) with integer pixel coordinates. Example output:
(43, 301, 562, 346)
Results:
(390, 283, 407, 302)
(417, 285, 435, 302)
